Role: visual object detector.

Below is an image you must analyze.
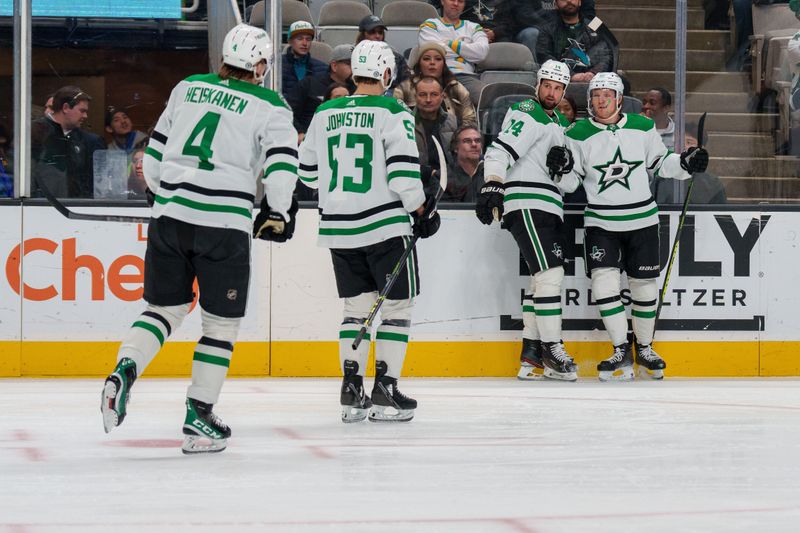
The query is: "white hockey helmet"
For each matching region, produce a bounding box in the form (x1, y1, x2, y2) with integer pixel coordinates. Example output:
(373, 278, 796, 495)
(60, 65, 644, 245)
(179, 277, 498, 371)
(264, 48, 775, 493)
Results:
(351, 40, 395, 90)
(588, 71, 624, 118)
(222, 24, 274, 84)
(536, 59, 570, 106)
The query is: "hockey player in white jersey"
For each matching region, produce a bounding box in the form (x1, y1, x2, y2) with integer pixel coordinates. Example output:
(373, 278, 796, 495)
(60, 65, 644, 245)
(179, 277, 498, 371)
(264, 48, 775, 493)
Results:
(100, 24, 299, 453)
(299, 40, 440, 423)
(477, 60, 578, 382)
(549, 72, 708, 381)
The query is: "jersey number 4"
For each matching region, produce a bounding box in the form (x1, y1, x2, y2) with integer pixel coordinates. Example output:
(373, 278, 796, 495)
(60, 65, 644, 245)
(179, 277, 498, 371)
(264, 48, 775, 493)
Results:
(327, 133, 373, 193)
(182, 111, 221, 171)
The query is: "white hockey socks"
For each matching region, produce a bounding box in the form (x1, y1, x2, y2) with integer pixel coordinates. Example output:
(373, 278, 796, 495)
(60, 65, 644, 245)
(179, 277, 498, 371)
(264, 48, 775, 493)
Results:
(591, 268, 628, 346)
(531, 266, 564, 343)
(375, 298, 414, 379)
(522, 291, 540, 341)
(117, 303, 189, 374)
(187, 310, 241, 405)
(629, 277, 659, 345)
(339, 292, 376, 375)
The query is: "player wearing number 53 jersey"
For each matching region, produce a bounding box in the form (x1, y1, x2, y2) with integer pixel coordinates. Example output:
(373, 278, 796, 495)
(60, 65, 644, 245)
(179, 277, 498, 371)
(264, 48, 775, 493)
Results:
(100, 25, 299, 454)
(552, 72, 709, 381)
(299, 40, 440, 423)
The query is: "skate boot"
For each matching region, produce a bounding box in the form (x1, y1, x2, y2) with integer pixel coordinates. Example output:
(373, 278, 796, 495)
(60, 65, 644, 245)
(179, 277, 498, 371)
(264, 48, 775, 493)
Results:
(542, 341, 578, 382)
(182, 398, 231, 454)
(635, 342, 666, 380)
(100, 357, 137, 433)
(341, 360, 372, 423)
(597, 343, 634, 382)
(517, 338, 544, 380)
(369, 361, 416, 422)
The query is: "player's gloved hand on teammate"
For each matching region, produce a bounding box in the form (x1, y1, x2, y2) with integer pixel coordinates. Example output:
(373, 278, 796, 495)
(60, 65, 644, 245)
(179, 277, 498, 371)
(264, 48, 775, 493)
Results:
(475, 180, 505, 225)
(253, 196, 299, 242)
(412, 194, 441, 239)
(680, 146, 709, 174)
(546, 146, 573, 177)
(145, 188, 156, 208)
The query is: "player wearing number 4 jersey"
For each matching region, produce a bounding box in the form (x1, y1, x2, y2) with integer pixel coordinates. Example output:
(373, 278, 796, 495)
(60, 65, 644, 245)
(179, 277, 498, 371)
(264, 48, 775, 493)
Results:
(100, 24, 299, 454)
(551, 72, 709, 381)
(299, 40, 441, 423)
(478, 60, 578, 382)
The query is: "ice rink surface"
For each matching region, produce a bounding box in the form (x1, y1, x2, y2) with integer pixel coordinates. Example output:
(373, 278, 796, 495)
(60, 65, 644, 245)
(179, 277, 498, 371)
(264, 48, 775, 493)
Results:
(2, 378, 800, 533)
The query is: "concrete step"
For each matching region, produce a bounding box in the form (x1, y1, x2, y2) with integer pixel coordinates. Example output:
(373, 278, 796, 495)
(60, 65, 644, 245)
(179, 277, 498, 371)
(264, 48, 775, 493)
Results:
(632, 92, 752, 113)
(709, 157, 799, 178)
(685, 112, 777, 133)
(596, 7, 705, 30)
(721, 176, 800, 200)
(618, 49, 726, 71)
(614, 29, 728, 50)
(706, 133, 775, 157)
(626, 71, 749, 93)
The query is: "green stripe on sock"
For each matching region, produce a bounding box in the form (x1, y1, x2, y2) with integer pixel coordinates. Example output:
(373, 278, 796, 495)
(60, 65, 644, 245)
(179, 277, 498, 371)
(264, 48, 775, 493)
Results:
(193, 352, 231, 368)
(534, 308, 562, 316)
(133, 321, 165, 346)
(522, 305, 535, 313)
(600, 305, 626, 317)
(376, 331, 409, 343)
(339, 330, 371, 341)
(632, 309, 657, 319)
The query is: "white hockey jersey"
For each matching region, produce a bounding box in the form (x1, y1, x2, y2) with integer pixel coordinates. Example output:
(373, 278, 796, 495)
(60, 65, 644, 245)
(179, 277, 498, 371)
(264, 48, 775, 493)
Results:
(561, 113, 690, 232)
(298, 95, 425, 249)
(418, 18, 489, 75)
(143, 73, 298, 234)
(484, 99, 570, 219)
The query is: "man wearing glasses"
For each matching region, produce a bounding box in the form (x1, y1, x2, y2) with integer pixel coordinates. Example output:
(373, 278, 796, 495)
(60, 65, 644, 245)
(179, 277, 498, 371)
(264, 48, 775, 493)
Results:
(444, 125, 484, 202)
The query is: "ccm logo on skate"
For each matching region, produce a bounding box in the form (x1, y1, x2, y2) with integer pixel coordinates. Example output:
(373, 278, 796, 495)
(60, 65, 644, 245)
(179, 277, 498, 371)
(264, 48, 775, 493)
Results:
(193, 420, 222, 439)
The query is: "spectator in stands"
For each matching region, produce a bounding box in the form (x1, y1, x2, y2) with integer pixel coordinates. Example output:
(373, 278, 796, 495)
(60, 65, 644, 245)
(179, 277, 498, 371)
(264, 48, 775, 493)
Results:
(105, 106, 149, 153)
(537, 0, 613, 82)
(427, 0, 501, 41)
(356, 15, 409, 91)
(0, 124, 11, 197)
(557, 94, 578, 123)
(287, 44, 355, 140)
(128, 148, 147, 200)
(43, 94, 55, 117)
(413, 77, 458, 185)
(282, 21, 327, 101)
(444, 124, 484, 202)
(652, 126, 726, 204)
(31, 85, 98, 198)
(394, 42, 476, 127)
(325, 82, 351, 101)
(419, 0, 489, 106)
(641, 87, 675, 149)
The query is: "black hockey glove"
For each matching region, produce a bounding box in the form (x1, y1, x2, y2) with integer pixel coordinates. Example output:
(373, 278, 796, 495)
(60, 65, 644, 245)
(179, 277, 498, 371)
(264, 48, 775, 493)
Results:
(145, 188, 155, 208)
(475, 180, 505, 225)
(546, 145, 573, 177)
(411, 194, 441, 239)
(253, 196, 299, 242)
(680, 146, 709, 174)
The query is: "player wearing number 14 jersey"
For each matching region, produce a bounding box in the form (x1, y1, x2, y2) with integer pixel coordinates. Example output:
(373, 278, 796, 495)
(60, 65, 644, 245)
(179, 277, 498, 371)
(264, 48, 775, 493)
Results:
(299, 40, 441, 423)
(100, 24, 299, 454)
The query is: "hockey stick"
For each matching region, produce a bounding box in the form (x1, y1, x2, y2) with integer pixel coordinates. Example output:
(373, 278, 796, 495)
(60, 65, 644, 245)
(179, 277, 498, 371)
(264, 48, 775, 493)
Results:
(654, 112, 707, 325)
(351, 137, 449, 350)
(34, 173, 150, 224)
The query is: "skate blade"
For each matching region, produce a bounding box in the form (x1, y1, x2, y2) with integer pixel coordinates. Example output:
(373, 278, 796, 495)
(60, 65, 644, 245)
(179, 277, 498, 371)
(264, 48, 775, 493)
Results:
(341, 406, 369, 423)
(368, 405, 414, 423)
(638, 366, 664, 380)
(101, 381, 120, 433)
(544, 368, 578, 382)
(598, 366, 634, 382)
(181, 435, 227, 454)
(517, 363, 545, 381)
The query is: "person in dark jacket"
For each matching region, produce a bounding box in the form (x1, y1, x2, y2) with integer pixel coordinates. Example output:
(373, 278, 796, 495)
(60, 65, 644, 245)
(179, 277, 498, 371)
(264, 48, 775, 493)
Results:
(355, 15, 408, 92)
(282, 21, 327, 102)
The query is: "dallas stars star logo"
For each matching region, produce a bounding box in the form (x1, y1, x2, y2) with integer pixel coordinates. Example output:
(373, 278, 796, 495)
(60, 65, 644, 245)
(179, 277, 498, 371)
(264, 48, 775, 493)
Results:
(592, 147, 644, 193)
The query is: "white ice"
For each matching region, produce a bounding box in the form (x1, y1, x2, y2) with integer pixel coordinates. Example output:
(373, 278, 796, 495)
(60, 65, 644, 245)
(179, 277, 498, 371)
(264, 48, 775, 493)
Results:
(2, 378, 800, 533)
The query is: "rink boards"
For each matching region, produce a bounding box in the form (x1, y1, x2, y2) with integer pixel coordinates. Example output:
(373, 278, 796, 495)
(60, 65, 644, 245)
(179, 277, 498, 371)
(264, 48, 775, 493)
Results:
(0, 205, 797, 377)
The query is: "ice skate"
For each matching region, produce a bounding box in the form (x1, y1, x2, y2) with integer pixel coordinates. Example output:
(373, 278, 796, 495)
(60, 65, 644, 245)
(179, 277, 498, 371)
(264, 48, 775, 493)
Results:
(597, 343, 634, 382)
(542, 341, 578, 382)
(181, 398, 230, 454)
(100, 357, 137, 433)
(517, 338, 544, 380)
(369, 361, 416, 422)
(635, 342, 666, 380)
(341, 360, 372, 423)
